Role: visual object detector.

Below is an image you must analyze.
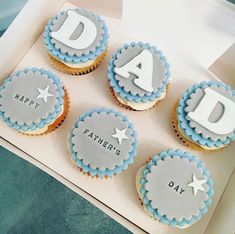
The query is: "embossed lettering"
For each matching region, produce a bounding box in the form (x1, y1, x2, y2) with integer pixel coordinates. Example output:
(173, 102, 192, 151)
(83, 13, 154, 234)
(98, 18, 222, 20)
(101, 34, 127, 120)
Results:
(174, 185, 179, 192)
(24, 98, 29, 104)
(35, 103, 40, 109)
(82, 128, 121, 157)
(15, 93, 20, 100)
(29, 100, 34, 106)
(103, 141, 108, 148)
(168, 181, 185, 195)
(83, 129, 89, 134)
(94, 135, 99, 141)
(88, 132, 93, 138)
(98, 138, 103, 145)
(168, 181, 174, 187)
(19, 96, 24, 102)
(107, 144, 113, 150)
(180, 188, 185, 194)
(115, 150, 120, 156)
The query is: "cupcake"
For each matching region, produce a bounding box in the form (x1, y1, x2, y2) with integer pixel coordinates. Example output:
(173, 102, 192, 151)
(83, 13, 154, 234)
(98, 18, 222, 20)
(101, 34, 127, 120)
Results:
(68, 108, 137, 178)
(44, 8, 109, 75)
(173, 81, 235, 150)
(108, 42, 170, 111)
(136, 149, 214, 228)
(0, 68, 69, 135)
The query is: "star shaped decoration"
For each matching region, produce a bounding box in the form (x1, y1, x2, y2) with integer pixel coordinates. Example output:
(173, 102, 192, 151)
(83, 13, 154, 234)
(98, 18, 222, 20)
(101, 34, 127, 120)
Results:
(187, 174, 207, 196)
(111, 127, 129, 145)
(36, 85, 54, 103)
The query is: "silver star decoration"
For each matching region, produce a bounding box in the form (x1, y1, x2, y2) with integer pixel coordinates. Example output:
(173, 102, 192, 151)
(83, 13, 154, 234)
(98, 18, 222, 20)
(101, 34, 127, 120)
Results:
(111, 127, 129, 145)
(187, 174, 207, 196)
(36, 85, 53, 103)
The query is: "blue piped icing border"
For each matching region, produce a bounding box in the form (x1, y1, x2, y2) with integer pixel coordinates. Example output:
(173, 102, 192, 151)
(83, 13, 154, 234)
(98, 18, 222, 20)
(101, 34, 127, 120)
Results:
(107, 41, 171, 103)
(177, 81, 235, 148)
(44, 9, 109, 64)
(68, 108, 138, 178)
(0, 67, 64, 132)
(139, 149, 214, 227)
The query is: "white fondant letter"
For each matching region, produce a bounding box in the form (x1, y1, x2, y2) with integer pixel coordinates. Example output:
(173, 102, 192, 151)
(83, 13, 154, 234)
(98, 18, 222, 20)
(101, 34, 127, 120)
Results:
(51, 10, 97, 49)
(114, 50, 154, 92)
(188, 88, 235, 135)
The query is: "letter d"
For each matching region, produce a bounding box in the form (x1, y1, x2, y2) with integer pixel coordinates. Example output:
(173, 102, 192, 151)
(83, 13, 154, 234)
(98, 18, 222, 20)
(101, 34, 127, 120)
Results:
(51, 10, 97, 50)
(188, 88, 235, 135)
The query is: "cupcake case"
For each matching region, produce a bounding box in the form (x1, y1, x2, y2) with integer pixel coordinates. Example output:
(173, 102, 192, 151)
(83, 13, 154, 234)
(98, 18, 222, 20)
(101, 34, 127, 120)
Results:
(0, 1, 235, 234)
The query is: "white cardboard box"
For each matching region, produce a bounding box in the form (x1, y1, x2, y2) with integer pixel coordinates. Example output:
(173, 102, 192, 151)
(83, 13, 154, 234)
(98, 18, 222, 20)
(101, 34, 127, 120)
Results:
(0, 1, 234, 233)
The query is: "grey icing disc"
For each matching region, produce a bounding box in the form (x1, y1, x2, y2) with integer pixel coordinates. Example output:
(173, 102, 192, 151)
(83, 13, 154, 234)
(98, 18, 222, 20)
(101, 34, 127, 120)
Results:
(145, 156, 209, 222)
(185, 85, 235, 141)
(0, 70, 60, 126)
(114, 45, 165, 97)
(50, 9, 104, 57)
(71, 112, 135, 171)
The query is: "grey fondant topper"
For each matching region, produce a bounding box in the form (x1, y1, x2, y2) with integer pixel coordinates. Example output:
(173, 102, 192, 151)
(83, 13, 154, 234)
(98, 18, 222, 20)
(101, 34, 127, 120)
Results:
(185, 85, 235, 141)
(50, 9, 104, 57)
(145, 156, 209, 222)
(114, 45, 165, 97)
(71, 112, 134, 171)
(0, 70, 59, 126)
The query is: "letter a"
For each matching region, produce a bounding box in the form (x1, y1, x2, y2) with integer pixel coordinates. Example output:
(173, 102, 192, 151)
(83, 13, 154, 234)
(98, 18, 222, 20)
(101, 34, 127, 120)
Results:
(51, 10, 97, 50)
(188, 88, 235, 135)
(114, 50, 154, 92)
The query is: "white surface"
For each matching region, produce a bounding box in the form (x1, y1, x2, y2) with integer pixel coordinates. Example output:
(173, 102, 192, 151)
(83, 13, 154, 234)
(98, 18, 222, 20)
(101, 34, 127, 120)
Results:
(69, 0, 123, 18)
(0, 0, 235, 233)
(0, 0, 65, 81)
(205, 169, 235, 234)
(209, 43, 235, 87)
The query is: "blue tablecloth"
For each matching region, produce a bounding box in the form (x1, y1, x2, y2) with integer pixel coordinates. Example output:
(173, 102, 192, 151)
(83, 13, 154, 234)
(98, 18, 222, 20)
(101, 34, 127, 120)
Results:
(0, 145, 130, 234)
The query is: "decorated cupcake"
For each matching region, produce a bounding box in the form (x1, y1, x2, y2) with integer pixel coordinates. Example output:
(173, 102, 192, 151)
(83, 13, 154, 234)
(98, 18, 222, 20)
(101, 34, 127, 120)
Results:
(44, 8, 109, 75)
(173, 81, 235, 150)
(136, 149, 214, 228)
(0, 68, 69, 135)
(68, 108, 137, 178)
(108, 42, 170, 111)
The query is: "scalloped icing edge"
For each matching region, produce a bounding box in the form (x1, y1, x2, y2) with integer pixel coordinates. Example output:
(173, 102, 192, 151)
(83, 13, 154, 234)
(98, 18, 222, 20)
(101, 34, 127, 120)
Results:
(139, 149, 214, 228)
(177, 81, 235, 148)
(107, 41, 171, 103)
(68, 108, 138, 178)
(44, 9, 109, 64)
(0, 67, 64, 132)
